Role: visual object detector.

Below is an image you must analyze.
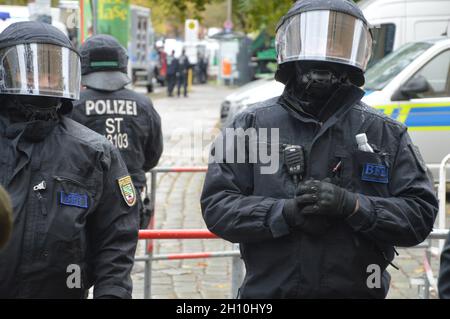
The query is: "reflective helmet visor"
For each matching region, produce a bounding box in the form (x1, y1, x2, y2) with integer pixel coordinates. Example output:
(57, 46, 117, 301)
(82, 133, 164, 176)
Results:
(276, 10, 373, 72)
(0, 43, 80, 100)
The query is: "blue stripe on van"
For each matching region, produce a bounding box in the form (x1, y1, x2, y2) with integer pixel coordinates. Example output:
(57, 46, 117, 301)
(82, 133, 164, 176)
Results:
(404, 106, 450, 127)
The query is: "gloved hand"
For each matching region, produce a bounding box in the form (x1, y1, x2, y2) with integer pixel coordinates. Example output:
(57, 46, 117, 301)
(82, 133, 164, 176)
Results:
(0, 185, 13, 249)
(297, 179, 359, 218)
(282, 193, 331, 236)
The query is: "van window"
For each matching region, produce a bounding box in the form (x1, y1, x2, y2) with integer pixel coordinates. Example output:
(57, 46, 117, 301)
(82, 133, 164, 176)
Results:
(365, 42, 433, 91)
(368, 23, 396, 67)
(411, 50, 450, 98)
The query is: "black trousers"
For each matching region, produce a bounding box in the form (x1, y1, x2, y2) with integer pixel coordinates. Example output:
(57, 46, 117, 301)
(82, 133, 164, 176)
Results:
(167, 74, 177, 96)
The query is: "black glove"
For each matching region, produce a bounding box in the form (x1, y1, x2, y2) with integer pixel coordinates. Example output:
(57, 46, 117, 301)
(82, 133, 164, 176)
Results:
(282, 194, 331, 236)
(297, 179, 358, 218)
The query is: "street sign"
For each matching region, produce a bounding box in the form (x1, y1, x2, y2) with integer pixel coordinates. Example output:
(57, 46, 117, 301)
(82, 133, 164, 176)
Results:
(185, 19, 199, 43)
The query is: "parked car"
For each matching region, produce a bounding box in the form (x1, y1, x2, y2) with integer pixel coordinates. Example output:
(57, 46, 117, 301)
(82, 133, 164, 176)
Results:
(363, 37, 450, 180)
(220, 77, 284, 127)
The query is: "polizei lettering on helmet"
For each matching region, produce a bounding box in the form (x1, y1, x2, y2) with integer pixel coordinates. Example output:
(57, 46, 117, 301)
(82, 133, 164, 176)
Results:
(85, 99, 138, 116)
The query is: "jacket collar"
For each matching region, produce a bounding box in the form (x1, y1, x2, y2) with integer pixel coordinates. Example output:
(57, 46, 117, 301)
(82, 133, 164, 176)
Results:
(278, 84, 365, 126)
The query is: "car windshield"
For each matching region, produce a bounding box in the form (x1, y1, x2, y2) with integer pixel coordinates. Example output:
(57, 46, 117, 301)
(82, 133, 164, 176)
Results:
(365, 42, 433, 91)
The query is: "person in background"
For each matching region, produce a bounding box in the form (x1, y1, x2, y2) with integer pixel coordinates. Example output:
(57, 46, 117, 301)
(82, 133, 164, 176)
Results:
(166, 50, 179, 97)
(0, 21, 139, 299)
(177, 49, 191, 97)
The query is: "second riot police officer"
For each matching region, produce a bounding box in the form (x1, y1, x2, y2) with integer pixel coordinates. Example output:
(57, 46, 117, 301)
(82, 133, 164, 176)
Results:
(201, 0, 438, 299)
(72, 35, 163, 229)
(0, 21, 139, 298)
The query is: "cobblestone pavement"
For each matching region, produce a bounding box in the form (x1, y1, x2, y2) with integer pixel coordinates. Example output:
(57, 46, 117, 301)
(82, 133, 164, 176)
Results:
(131, 84, 450, 299)
(132, 84, 234, 299)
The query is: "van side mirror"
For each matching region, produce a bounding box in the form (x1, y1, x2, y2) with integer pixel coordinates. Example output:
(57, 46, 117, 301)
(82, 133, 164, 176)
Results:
(392, 75, 430, 101)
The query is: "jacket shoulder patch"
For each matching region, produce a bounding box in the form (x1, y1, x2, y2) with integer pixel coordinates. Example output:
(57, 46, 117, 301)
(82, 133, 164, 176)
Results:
(118, 175, 137, 207)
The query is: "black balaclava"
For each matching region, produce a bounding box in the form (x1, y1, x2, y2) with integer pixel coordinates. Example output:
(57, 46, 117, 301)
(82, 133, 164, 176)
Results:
(283, 61, 353, 121)
(1, 96, 61, 142)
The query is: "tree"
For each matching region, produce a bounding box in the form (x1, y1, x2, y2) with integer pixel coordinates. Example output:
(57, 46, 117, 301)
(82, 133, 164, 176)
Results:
(132, 0, 214, 37)
(233, 0, 294, 35)
(233, 0, 362, 35)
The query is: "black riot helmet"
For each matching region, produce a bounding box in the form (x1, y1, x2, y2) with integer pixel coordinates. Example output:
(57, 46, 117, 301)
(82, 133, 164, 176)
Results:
(0, 21, 81, 115)
(80, 34, 131, 92)
(275, 0, 373, 87)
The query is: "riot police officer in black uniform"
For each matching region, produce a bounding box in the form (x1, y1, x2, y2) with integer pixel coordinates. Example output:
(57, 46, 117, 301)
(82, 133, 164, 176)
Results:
(201, 0, 438, 298)
(0, 22, 139, 298)
(71, 35, 163, 229)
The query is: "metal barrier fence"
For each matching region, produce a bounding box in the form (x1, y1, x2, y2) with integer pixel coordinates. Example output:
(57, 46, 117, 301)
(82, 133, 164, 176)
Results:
(137, 156, 450, 299)
(416, 229, 449, 298)
(139, 166, 244, 299)
(417, 154, 450, 298)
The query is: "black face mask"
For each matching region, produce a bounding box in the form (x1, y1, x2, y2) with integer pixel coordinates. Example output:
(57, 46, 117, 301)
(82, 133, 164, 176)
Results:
(12, 96, 62, 122)
(1, 96, 61, 142)
(282, 62, 354, 121)
(292, 61, 350, 102)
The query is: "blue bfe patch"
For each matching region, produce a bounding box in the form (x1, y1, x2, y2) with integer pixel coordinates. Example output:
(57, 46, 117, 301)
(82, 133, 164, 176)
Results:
(60, 192, 88, 208)
(361, 163, 389, 184)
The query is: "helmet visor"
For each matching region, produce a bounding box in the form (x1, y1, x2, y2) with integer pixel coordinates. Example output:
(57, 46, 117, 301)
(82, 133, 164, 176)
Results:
(0, 43, 80, 100)
(276, 10, 372, 71)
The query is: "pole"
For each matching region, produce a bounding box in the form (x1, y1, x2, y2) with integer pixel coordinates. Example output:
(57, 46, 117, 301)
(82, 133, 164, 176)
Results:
(188, 68, 193, 93)
(423, 242, 431, 299)
(144, 170, 158, 299)
(438, 154, 450, 251)
(80, 0, 85, 43)
(227, 0, 232, 24)
(91, 0, 98, 35)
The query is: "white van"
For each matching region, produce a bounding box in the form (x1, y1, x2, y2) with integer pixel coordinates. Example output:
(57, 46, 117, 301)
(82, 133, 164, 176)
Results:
(0, 5, 68, 35)
(359, 0, 450, 65)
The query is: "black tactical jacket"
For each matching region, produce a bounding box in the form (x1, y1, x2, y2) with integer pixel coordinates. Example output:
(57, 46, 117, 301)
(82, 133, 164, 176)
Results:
(201, 85, 438, 298)
(72, 88, 163, 188)
(0, 114, 139, 299)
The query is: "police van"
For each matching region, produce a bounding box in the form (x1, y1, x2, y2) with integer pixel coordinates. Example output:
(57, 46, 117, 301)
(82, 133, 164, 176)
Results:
(363, 37, 450, 180)
(359, 0, 450, 66)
